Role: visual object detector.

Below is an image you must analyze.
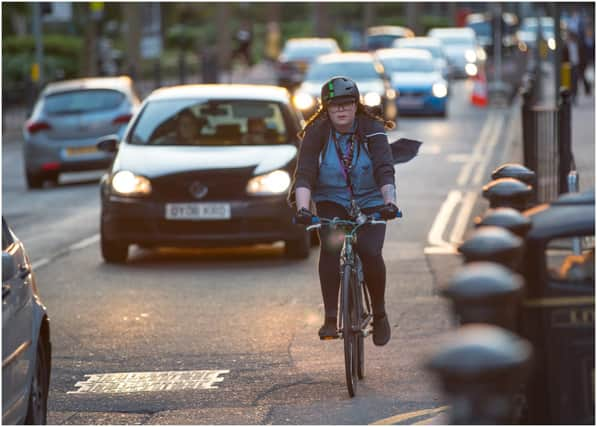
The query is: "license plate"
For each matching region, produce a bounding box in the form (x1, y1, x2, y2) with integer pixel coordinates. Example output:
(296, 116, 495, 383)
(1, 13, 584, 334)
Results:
(65, 146, 99, 156)
(398, 97, 424, 108)
(165, 203, 231, 220)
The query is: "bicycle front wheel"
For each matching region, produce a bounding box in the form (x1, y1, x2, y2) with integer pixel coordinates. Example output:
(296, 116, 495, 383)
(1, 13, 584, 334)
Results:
(342, 263, 357, 397)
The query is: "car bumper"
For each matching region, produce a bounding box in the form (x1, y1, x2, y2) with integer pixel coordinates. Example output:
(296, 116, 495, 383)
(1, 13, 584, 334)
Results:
(24, 137, 114, 173)
(101, 195, 304, 247)
(396, 95, 447, 114)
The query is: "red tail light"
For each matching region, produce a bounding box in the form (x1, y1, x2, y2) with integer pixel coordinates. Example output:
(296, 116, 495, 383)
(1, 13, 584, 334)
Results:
(112, 114, 133, 125)
(41, 162, 60, 171)
(26, 121, 51, 134)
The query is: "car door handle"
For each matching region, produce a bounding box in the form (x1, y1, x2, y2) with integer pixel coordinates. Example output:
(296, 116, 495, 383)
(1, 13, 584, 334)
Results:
(2, 284, 11, 298)
(18, 265, 30, 279)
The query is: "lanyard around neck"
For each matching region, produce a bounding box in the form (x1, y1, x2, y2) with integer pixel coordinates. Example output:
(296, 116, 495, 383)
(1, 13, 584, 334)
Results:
(330, 129, 357, 197)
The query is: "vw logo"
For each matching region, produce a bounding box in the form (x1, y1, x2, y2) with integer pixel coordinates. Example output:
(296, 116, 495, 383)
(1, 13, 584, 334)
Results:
(189, 181, 208, 200)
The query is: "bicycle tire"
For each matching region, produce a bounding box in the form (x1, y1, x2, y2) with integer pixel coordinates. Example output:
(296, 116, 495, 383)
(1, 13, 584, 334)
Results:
(342, 263, 357, 397)
(355, 256, 366, 380)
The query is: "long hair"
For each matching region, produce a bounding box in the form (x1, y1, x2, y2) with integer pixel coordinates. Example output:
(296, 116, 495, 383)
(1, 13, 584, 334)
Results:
(297, 101, 395, 140)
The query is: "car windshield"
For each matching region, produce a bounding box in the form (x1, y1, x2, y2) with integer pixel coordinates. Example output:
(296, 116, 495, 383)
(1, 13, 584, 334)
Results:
(434, 35, 475, 47)
(367, 34, 401, 50)
(44, 89, 125, 115)
(283, 44, 337, 60)
(521, 19, 554, 36)
(128, 99, 290, 146)
(397, 43, 442, 58)
(306, 61, 380, 81)
(381, 57, 435, 73)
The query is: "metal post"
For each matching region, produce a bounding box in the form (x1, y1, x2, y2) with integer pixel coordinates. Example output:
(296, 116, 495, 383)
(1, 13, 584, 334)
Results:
(32, 2, 44, 85)
(553, 4, 561, 106)
(558, 88, 572, 194)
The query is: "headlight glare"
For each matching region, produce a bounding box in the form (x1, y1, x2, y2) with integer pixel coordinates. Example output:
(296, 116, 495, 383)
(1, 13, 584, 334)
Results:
(293, 92, 315, 110)
(363, 92, 382, 106)
(547, 38, 556, 50)
(246, 170, 291, 195)
(465, 63, 478, 76)
(111, 171, 152, 196)
(465, 49, 477, 63)
(432, 83, 448, 98)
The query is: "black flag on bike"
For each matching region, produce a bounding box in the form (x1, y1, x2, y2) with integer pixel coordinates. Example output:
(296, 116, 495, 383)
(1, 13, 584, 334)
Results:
(389, 138, 422, 164)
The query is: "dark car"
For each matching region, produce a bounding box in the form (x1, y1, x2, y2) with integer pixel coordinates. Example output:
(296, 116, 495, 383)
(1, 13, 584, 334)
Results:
(2, 217, 51, 424)
(277, 38, 341, 89)
(292, 52, 397, 121)
(365, 25, 415, 51)
(23, 77, 140, 189)
(98, 84, 311, 263)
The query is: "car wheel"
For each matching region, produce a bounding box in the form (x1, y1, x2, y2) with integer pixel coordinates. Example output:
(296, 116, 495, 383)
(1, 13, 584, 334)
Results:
(26, 171, 45, 189)
(285, 231, 311, 259)
(24, 339, 50, 425)
(101, 233, 129, 263)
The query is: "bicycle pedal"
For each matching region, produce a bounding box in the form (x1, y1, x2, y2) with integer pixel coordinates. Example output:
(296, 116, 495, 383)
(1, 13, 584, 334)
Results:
(320, 335, 339, 341)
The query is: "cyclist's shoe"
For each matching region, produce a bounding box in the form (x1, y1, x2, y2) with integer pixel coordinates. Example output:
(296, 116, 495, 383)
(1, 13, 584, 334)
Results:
(318, 318, 339, 340)
(372, 314, 391, 346)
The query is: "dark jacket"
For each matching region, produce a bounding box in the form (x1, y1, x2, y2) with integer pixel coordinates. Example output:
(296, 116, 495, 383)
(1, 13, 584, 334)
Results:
(288, 114, 395, 206)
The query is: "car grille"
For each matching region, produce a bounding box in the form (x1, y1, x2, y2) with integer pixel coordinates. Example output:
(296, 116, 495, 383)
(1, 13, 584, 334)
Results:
(151, 169, 254, 202)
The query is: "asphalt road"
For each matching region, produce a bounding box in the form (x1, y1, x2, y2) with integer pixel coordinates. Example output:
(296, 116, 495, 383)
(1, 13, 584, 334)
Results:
(2, 79, 517, 424)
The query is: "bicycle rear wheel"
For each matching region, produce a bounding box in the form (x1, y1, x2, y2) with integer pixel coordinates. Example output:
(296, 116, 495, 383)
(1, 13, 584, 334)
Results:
(342, 263, 358, 397)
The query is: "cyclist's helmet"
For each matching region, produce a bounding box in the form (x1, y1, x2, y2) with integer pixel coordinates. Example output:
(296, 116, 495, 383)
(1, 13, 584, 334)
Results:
(321, 76, 360, 107)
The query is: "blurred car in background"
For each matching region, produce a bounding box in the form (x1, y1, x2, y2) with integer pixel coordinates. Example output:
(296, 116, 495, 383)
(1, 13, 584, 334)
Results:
(465, 12, 520, 56)
(427, 27, 486, 78)
(276, 38, 341, 89)
(376, 48, 449, 117)
(2, 217, 51, 424)
(365, 25, 415, 50)
(23, 76, 140, 189)
(393, 36, 451, 79)
(517, 17, 557, 53)
(98, 84, 311, 263)
(292, 52, 397, 121)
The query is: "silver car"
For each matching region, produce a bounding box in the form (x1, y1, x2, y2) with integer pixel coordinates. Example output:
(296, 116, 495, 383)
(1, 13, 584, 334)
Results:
(23, 77, 140, 189)
(2, 217, 51, 424)
(427, 27, 486, 78)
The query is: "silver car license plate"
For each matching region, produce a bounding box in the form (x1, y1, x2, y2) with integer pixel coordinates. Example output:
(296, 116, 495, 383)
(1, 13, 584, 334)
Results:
(165, 203, 231, 220)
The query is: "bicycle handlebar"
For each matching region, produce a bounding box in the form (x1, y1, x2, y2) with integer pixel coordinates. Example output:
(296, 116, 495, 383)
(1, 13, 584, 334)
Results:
(305, 210, 401, 231)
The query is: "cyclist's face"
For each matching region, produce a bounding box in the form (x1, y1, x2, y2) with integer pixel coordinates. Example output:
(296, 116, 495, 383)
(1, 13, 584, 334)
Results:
(328, 99, 356, 130)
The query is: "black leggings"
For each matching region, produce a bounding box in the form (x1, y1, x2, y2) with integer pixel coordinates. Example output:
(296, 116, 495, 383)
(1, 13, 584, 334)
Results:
(315, 201, 387, 319)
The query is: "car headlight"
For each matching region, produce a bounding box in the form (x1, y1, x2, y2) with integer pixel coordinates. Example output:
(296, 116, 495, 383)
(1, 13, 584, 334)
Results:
(386, 88, 397, 100)
(111, 171, 152, 196)
(432, 83, 448, 98)
(246, 170, 291, 195)
(293, 92, 316, 110)
(363, 92, 382, 107)
(465, 49, 477, 63)
(547, 38, 556, 51)
(477, 49, 487, 62)
(465, 63, 478, 77)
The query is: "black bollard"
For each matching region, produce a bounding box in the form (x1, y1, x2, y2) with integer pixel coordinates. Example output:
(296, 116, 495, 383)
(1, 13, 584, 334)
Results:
(482, 178, 533, 211)
(427, 324, 532, 425)
(491, 163, 537, 205)
(459, 226, 524, 271)
(474, 207, 532, 238)
(441, 261, 524, 330)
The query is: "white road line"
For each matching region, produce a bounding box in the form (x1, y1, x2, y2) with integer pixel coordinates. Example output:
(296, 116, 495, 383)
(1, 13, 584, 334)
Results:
(449, 191, 478, 245)
(31, 258, 51, 270)
(456, 112, 497, 186)
(426, 190, 462, 249)
(472, 116, 505, 185)
(68, 234, 100, 251)
(420, 143, 441, 154)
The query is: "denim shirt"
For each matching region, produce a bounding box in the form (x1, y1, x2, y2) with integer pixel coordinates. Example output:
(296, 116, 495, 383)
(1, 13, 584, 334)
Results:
(312, 129, 385, 210)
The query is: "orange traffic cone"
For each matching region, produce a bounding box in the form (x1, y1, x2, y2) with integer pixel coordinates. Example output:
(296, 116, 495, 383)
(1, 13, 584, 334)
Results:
(471, 68, 488, 107)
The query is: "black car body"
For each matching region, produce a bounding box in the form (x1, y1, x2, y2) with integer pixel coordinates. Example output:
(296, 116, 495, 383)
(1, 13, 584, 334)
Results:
(98, 85, 311, 263)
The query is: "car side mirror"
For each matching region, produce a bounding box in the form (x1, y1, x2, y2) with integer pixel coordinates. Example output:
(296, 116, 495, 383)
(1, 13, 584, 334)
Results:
(96, 135, 120, 153)
(2, 252, 16, 283)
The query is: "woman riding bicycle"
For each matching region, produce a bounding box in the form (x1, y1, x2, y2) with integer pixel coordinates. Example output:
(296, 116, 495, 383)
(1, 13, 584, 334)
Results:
(291, 76, 399, 346)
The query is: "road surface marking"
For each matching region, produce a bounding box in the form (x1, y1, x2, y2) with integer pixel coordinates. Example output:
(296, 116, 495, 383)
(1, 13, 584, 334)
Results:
(68, 234, 100, 251)
(425, 190, 462, 251)
(31, 233, 99, 271)
(371, 405, 449, 425)
(449, 191, 478, 245)
(68, 370, 230, 394)
(420, 144, 441, 154)
(457, 112, 497, 186)
(472, 115, 505, 185)
(31, 257, 51, 270)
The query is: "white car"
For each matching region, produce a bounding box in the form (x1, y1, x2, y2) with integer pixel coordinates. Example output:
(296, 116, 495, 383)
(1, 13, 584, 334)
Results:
(2, 217, 51, 424)
(427, 27, 486, 78)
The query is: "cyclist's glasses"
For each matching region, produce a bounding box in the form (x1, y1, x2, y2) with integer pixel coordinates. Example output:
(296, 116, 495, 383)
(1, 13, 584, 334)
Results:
(328, 100, 356, 112)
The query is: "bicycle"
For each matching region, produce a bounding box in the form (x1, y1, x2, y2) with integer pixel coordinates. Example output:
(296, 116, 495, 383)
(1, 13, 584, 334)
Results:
(305, 208, 402, 397)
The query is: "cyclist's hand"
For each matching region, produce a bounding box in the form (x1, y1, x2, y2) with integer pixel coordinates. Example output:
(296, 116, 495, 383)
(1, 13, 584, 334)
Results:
(376, 203, 401, 220)
(293, 207, 316, 225)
